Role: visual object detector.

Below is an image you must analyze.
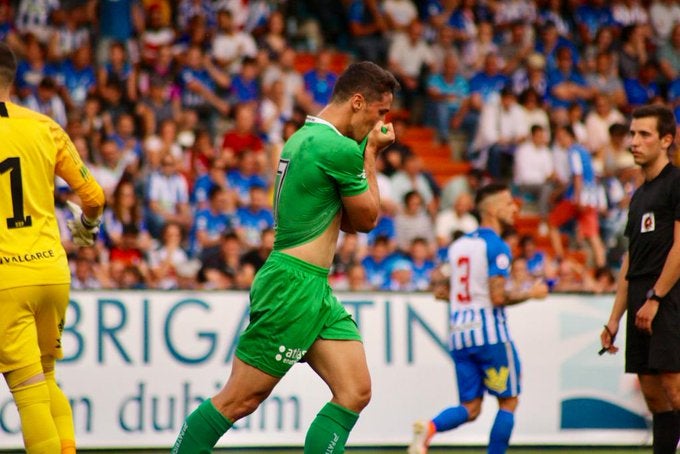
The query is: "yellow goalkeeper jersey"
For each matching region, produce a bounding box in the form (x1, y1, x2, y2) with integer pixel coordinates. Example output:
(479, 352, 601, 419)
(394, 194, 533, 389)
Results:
(0, 101, 105, 290)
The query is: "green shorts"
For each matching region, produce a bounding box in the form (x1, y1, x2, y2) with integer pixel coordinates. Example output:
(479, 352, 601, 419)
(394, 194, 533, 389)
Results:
(236, 251, 361, 377)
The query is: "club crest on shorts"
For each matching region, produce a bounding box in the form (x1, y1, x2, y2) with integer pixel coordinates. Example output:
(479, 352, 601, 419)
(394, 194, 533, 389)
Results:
(641, 212, 655, 233)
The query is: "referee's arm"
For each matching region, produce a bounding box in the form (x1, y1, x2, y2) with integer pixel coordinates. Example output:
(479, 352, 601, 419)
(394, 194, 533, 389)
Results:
(636, 221, 680, 334)
(602, 254, 629, 353)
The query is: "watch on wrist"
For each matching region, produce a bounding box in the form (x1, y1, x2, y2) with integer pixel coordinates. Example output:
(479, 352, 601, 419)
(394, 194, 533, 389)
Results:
(646, 289, 664, 303)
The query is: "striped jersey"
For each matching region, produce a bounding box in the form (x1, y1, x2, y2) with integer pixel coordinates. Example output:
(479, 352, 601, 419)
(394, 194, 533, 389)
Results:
(448, 227, 512, 350)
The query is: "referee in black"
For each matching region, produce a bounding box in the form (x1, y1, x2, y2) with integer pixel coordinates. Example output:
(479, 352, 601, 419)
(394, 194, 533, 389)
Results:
(601, 104, 680, 454)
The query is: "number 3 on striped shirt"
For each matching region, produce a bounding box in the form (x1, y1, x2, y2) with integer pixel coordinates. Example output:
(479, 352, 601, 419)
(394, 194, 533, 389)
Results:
(456, 256, 471, 303)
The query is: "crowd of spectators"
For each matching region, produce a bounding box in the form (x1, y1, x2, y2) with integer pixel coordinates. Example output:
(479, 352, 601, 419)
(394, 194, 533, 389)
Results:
(5, 0, 680, 294)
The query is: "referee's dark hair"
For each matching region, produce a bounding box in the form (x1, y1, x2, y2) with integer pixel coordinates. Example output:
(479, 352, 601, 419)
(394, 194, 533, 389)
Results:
(475, 182, 509, 207)
(0, 42, 17, 87)
(632, 104, 677, 145)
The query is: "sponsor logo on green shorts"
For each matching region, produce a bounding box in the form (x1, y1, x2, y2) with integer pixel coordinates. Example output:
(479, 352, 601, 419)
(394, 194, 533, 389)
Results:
(276, 345, 307, 366)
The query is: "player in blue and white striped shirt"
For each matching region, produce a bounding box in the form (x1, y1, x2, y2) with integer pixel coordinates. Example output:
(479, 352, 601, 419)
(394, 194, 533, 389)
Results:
(409, 183, 548, 454)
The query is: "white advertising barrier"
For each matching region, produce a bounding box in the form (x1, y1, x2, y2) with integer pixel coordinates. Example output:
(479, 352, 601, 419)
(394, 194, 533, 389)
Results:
(0, 291, 650, 448)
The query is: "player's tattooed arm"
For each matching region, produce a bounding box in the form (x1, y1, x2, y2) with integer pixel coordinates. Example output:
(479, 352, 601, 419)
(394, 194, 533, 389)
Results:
(489, 276, 548, 306)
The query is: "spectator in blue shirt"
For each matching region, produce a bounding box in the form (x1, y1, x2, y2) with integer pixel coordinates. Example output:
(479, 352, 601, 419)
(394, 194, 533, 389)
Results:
(177, 45, 229, 133)
(575, 0, 615, 48)
(624, 61, 662, 108)
(59, 42, 97, 110)
(190, 186, 236, 257)
(229, 56, 260, 104)
(227, 150, 269, 205)
(303, 48, 338, 112)
(362, 235, 397, 290)
(426, 52, 471, 144)
(469, 52, 509, 112)
(15, 35, 57, 99)
(546, 46, 594, 115)
(234, 185, 274, 249)
(408, 237, 436, 291)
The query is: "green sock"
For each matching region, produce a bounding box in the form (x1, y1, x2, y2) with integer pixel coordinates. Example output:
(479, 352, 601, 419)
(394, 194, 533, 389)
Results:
(304, 402, 359, 454)
(172, 399, 232, 454)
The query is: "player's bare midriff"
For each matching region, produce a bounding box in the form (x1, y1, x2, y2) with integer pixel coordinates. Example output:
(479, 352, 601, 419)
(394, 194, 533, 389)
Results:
(279, 212, 342, 269)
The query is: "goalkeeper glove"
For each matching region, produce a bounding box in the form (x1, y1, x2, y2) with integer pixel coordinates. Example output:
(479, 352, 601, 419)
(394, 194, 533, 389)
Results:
(65, 200, 101, 247)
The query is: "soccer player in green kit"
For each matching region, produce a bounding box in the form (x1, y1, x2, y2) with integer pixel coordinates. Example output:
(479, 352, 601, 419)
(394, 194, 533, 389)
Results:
(172, 61, 399, 453)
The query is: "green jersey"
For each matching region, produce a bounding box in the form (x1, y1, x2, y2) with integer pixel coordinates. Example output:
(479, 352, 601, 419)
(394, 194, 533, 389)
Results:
(273, 116, 369, 250)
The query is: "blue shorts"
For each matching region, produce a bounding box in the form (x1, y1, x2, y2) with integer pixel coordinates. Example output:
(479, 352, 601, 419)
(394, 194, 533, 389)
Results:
(451, 342, 521, 403)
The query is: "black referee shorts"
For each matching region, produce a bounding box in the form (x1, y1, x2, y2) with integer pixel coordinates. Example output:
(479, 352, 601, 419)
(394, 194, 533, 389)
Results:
(626, 278, 680, 374)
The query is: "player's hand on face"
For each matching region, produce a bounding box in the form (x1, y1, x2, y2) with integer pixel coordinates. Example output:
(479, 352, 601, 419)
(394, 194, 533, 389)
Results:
(635, 299, 659, 335)
(368, 121, 395, 153)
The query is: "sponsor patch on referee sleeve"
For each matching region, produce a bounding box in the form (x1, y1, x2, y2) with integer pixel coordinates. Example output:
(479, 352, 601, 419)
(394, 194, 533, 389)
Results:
(641, 212, 655, 233)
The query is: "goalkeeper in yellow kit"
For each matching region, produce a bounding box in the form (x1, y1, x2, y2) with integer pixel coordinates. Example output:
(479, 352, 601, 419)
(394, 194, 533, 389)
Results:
(0, 42, 105, 453)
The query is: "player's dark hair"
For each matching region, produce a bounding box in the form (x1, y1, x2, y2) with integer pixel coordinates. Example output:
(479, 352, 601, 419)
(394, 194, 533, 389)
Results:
(632, 104, 677, 146)
(0, 42, 17, 87)
(475, 183, 509, 207)
(331, 61, 400, 103)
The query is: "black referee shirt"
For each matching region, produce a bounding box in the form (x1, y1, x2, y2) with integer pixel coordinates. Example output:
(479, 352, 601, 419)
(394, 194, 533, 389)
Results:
(625, 163, 680, 280)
